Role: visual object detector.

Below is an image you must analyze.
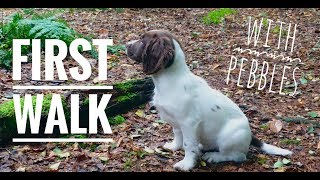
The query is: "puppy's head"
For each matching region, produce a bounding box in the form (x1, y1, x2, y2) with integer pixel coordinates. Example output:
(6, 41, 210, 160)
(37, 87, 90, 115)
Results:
(126, 30, 181, 75)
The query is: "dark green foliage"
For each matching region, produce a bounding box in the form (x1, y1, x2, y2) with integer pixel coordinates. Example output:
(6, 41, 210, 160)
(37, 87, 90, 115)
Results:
(0, 10, 97, 69)
(20, 19, 78, 45)
(109, 115, 126, 125)
(108, 45, 126, 56)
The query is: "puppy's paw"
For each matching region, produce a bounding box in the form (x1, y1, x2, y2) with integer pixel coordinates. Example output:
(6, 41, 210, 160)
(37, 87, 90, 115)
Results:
(173, 159, 195, 171)
(163, 142, 181, 151)
(202, 152, 247, 163)
(202, 152, 219, 163)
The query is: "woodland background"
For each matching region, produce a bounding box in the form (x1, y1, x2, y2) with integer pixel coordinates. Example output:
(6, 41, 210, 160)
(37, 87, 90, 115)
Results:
(0, 8, 319, 172)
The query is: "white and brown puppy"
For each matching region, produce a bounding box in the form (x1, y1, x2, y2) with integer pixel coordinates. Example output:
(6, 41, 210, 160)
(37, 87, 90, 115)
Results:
(125, 30, 292, 171)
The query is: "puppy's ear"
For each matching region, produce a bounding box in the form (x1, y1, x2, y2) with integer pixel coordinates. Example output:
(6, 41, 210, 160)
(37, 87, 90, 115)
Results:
(142, 36, 175, 75)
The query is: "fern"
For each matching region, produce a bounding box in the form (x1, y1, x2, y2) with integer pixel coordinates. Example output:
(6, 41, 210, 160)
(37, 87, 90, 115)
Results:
(19, 19, 78, 45)
(0, 11, 99, 69)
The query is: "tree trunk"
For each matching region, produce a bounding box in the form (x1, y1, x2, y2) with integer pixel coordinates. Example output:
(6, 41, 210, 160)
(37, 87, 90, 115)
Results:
(0, 77, 154, 145)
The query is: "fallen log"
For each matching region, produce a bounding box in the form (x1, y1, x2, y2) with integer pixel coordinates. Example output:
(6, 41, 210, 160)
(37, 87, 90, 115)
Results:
(278, 116, 320, 128)
(0, 77, 154, 145)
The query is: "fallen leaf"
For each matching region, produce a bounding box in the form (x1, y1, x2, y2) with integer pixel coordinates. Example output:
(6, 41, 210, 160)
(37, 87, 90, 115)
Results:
(117, 137, 124, 147)
(58, 152, 70, 158)
(144, 146, 155, 154)
(308, 111, 318, 118)
(72, 142, 80, 151)
(307, 125, 314, 133)
(212, 63, 220, 70)
(273, 167, 286, 172)
(49, 162, 60, 171)
(53, 147, 62, 154)
(154, 147, 170, 155)
(273, 159, 284, 168)
(282, 158, 291, 165)
(257, 154, 267, 165)
(317, 141, 320, 150)
(135, 110, 145, 118)
(76, 153, 88, 162)
(152, 123, 160, 127)
(53, 147, 70, 158)
(99, 156, 109, 163)
(308, 150, 315, 155)
(155, 119, 166, 124)
(121, 64, 133, 67)
(93, 77, 101, 84)
(200, 161, 206, 167)
(40, 150, 46, 157)
(269, 119, 283, 133)
(16, 167, 26, 172)
(300, 77, 308, 85)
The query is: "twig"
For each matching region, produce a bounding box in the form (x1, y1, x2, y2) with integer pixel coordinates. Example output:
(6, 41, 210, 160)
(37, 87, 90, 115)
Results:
(0, 147, 11, 154)
(278, 116, 320, 128)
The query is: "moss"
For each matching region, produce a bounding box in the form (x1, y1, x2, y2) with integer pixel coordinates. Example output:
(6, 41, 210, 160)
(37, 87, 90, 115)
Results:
(83, 98, 90, 106)
(280, 138, 301, 145)
(116, 93, 137, 103)
(109, 115, 126, 125)
(0, 94, 69, 137)
(0, 100, 16, 120)
(0, 94, 65, 119)
(114, 80, 136, 92)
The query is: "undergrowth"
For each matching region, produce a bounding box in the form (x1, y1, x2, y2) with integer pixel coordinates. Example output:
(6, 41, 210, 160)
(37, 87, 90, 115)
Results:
(0, 10, 98, 69)
(203, 8, 236, 25)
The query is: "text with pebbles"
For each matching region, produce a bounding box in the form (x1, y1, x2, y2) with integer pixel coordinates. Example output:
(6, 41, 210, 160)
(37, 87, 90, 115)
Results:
(227, 17, 301, 96)
(12, 39, 114, 136)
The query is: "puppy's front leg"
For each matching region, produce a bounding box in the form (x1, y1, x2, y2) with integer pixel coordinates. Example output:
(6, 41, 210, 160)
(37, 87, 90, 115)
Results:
(163, 128, 183, 151)
(173, 124, 200, 171)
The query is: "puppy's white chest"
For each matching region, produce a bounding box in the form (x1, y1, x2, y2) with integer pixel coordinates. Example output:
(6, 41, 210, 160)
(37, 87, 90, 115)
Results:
(153, 93, 179, 124)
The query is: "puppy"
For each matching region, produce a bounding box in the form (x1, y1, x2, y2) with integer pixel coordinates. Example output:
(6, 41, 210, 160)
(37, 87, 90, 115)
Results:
(126, 30, 292, 171)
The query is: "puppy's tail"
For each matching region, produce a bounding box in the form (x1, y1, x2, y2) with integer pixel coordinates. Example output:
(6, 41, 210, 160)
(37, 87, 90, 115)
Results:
(250, 135, 293, 156)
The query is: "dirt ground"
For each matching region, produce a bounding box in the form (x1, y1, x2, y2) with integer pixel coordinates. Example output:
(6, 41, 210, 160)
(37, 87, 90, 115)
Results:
(0, 8, 319, 172)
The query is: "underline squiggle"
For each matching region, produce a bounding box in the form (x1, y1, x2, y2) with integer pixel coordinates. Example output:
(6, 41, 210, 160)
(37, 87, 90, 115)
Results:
(232, 47, 302, 63)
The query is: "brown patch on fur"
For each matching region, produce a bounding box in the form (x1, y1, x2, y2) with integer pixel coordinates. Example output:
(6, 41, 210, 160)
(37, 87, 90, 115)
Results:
(126, 30, 184, 75)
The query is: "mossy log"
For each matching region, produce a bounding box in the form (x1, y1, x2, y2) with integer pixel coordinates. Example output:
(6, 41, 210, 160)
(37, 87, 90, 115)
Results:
(0, 77, 154, 145)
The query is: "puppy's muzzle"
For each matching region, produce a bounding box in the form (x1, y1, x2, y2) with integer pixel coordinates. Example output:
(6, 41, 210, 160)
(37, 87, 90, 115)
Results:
(125, 40, 138, 55)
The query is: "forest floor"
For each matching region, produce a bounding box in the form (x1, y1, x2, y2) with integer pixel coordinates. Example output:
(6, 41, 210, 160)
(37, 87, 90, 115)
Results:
(0, 8, 319, 172)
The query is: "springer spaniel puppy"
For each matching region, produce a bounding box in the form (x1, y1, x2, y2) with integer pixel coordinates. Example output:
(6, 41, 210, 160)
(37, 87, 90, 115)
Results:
(125, 30, 292, 171)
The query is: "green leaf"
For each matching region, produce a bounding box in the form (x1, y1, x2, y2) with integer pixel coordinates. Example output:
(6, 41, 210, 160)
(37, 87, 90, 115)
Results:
(308, 111, 318, 118)
(273, 159, 284, 168)
(300, 77, 308, 85)
(200, 161, 206, 167)
(99, 156, 109, 163)
(53, 147, 70, 158)
(53, 147, 62, 154)
(307, 125, 314, 133)
(135, 110, 145, 118)
(155, 119, 166, 124)
(258, 156, 267, 165)
(282, 158, 291, 165)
